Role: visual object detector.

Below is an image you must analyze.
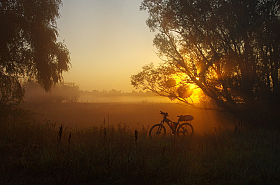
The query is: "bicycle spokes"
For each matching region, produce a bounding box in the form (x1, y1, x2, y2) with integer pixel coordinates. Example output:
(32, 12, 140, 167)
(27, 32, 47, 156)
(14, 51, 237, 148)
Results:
(156, 127, 162, 135)
(149, 124, 166, 137)
(177, 123, 193, 138)
(179, 127, 188, 134)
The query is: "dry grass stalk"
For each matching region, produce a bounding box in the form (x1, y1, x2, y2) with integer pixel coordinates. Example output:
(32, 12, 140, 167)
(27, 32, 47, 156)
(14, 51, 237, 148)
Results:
(135, 130, 138, 142)
(57, 124, 63, 142)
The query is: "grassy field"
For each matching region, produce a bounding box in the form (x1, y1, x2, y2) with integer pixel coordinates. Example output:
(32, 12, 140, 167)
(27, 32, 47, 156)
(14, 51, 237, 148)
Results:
(19, 102, 236, 134)
(1, 103, 280, 184)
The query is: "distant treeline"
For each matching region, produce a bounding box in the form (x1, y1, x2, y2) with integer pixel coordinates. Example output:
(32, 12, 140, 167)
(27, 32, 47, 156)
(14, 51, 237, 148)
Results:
(24, 81, 80, 103)
(80, 89, 155, 97)
(23, 81, 157, 103)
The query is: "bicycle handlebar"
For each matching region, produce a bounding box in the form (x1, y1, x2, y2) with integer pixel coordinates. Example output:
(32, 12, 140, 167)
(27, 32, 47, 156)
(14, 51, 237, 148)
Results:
(160, 111, 168, 116)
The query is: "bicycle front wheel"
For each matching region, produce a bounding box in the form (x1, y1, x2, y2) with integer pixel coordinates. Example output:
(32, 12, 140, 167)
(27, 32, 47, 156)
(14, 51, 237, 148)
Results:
(149, 124, 166, 138)
(177, 123, 194, 138)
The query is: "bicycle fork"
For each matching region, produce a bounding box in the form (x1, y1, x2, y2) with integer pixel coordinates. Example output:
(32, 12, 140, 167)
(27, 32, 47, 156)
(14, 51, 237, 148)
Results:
(156, 122, 164, 135)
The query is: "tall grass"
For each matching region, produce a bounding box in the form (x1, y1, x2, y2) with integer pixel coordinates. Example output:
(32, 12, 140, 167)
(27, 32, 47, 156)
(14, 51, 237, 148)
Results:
(0, 107, 280, 184)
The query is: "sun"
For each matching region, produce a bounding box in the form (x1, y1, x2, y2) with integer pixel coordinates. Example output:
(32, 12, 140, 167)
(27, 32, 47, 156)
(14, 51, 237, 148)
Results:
(171, 73, 203, 104)
(188, 84, 203, 104)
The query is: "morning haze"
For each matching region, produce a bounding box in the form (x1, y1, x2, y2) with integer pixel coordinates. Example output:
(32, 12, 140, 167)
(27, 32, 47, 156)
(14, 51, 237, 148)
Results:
(2, 0, 280, 184)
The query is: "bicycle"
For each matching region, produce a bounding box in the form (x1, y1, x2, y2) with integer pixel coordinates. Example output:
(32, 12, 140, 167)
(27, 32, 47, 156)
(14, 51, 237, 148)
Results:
(149, 111, 194, 138)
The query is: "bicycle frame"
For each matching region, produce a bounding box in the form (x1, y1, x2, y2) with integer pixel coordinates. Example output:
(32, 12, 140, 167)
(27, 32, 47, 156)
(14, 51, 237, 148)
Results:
(149, 111, 194, 138)
(160, 114, 179, 134)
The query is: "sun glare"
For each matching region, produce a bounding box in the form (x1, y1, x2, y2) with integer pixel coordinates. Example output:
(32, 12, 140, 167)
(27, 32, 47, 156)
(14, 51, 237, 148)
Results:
(189, 84, 203, 104)
(171, 73, 186, 85)
(170, 73, 203, 104)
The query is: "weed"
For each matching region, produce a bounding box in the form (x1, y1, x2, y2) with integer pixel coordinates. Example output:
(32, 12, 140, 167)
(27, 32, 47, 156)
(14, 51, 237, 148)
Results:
(57, 125, 63, 142)
(1, 107, 280, 184)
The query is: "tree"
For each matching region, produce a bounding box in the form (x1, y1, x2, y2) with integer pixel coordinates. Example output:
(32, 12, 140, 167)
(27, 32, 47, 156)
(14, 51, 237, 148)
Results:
(0, 0, 70, 103)
(131, 0, 280, 126)
(24, 81, 80, 103)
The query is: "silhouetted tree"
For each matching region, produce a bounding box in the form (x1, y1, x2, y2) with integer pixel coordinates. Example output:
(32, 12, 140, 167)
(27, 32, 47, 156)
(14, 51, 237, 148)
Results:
(132, 0, 280, 126)
(0, 0, 70, 103)
(24, 81, 80, 103)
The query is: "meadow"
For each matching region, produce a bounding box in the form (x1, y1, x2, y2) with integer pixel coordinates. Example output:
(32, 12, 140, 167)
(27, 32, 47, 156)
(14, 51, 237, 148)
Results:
(19, 101, 236, 134)
(1, 102, 280, 184)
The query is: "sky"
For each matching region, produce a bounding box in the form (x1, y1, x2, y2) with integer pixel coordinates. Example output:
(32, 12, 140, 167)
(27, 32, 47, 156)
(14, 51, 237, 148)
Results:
(57, 0, 161, 92)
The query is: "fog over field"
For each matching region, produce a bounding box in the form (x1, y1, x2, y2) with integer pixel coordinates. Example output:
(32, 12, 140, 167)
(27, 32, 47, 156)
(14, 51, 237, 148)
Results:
(21, 82, 238, 135)
(21, 101, 236, 135)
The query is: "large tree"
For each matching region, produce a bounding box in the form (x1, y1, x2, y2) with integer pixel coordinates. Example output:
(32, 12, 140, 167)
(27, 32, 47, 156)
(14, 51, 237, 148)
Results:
(0, 0, 70, 103)
(131, 0, 280, 126)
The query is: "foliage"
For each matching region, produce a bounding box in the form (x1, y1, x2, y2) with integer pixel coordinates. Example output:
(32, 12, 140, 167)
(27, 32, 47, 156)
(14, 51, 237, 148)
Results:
(0, 0, 70, 103)
(132, 0, 280, 126)
(131, 63, 206, 106)
(1, 109, 280, 184)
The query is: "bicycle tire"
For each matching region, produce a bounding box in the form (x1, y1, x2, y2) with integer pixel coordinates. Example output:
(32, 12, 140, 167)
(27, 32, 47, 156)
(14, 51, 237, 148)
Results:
(149, 124, 166, 138)
(177, 123, 194, 138)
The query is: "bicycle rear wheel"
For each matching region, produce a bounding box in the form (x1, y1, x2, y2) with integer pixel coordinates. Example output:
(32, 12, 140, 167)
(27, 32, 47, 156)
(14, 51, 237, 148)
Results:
(149, 124, 166, 138)
(177, 123, 194, 138)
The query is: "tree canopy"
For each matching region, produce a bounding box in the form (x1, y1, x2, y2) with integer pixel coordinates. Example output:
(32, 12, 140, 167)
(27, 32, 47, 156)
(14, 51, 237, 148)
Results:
(131, 0, 280, 126)
(0, 0, 70, 103)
